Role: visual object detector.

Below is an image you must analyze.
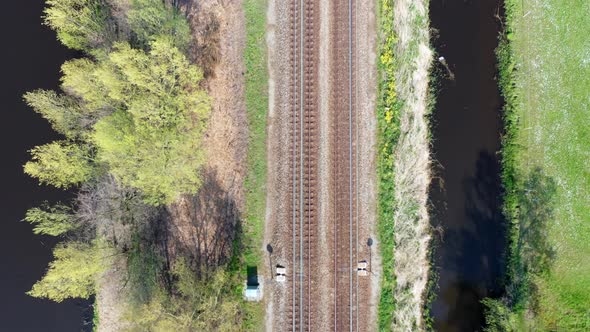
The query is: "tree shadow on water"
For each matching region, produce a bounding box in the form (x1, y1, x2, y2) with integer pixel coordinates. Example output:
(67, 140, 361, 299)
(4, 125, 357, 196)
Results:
(436, 151, 507, 331)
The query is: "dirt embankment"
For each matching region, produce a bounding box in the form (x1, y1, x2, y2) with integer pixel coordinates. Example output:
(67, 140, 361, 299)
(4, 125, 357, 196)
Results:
(167, 0, 248, 268)
(96, 1, 248, 330)
(390, 0, 433, 330)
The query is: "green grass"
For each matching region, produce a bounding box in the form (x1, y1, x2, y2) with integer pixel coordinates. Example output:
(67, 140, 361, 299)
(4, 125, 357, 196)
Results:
(241, 0, 268, 328)
(375, 0, 401, 328)
(495, 0, 590, 330)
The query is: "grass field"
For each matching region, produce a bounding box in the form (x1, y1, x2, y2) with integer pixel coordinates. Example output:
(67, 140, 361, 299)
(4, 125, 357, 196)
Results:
(499, 0, 590, 329)
(241, 0, 268, 328)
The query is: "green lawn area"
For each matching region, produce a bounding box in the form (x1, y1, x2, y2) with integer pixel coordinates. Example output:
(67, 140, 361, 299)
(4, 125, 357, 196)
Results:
(507, 0, 590, 329)
(241, 0, 268, 328)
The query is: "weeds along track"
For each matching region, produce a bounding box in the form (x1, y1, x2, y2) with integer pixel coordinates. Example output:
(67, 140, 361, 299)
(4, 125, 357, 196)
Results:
(331, 0, 358, 329)
(287, 0, 319, 329)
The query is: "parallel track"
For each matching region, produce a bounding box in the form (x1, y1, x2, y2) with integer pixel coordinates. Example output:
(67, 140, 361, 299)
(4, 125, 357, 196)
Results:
(285, 0, 358, 329)
(288, 0, 318, 329)
(332, 0, 357, 329)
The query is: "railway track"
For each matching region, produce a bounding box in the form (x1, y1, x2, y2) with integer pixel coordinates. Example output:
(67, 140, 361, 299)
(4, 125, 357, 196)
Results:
(332, 0, 357, 329)
(287, 0, 318, 329)
(285, 0, 358, 329)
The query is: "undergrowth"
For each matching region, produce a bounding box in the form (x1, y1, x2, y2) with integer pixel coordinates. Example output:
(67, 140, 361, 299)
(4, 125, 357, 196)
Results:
(376, 0, 432, 330)
(241, 0, 269, 328)
(376, 0, 401, 328)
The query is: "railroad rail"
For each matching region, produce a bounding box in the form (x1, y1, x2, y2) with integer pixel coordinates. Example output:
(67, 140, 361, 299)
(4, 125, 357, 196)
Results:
(285, 0, 359, 329)
(288, 0, 318, 329)
(332, 0, 357, 329)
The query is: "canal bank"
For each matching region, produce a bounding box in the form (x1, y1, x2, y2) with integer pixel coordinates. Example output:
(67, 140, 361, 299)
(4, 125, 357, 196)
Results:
(428, 0, 506, 331)
(0, 1, 89, 330)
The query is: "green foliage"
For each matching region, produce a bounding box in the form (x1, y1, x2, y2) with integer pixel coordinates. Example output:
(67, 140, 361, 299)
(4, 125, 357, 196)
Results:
(126, 235, 163, 304)
(376, 0, 400, 328)
(127, 0, 191, 51)
(24, 203, 77, 236)
(92, 38, 210, 204)
(481, 298, 519, 332)
(44, 0, 115, 51)
(27, 2, 209, 204)
(24, 141, 94, 189)
(239, 0, 269, 328)
(24, 90, 89, 139)
(60, 58, 114, 112)
(124, 259, 243, 331)
(28, 242, 105, 302)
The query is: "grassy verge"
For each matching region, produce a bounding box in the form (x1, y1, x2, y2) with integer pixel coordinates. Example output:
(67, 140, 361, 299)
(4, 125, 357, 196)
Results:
(376, 0, 401, 328)
(241, 0, 269, 328)
(376, 0, 432, 330)
(484, 1, 590, 330)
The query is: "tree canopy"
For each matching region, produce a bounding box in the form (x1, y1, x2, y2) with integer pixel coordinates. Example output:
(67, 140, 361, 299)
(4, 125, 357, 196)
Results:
(28, 242, 105, 302)
(24, 141, 94, 189)
(26, 5, 210, 204)
(25, 0, 218, 322)
(24, 203, 77, 236)
(24, 90, 89, 139)
(124, 259, 243, 331)
(44, 0, 116, 52)
(127, 0, 191, 51)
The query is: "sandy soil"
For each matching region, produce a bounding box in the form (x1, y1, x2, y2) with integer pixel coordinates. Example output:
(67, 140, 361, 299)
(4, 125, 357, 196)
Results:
(263, 0, 293, 328)
(353, 0, 380, 328)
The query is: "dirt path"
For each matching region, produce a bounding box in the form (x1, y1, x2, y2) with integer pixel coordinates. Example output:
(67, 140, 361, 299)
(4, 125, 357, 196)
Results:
(167, 0, 248, 264)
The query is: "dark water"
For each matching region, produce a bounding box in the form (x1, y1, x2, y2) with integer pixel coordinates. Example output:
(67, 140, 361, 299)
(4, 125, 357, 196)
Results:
(0, 1, 89, 331)
(429, 1, 506, 331)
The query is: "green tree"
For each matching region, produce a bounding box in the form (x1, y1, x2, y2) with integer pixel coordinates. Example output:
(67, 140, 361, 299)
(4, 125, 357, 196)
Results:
(24, 141, 94, 189)
(44, 0, 115, 51)
(28, 242, 104, 302)
(92, 38, 210, 204)
(127, 0, 191, 51)
(60, 58, 114, 112)
(124, 260, 242, 331)
(24, 90, 89, 139)
(24, 203, 77, 236)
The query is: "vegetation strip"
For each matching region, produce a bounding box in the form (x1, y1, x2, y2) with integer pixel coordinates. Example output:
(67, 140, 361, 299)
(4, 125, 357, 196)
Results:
(241, 0, 269, 328)
(483, 1, 590, 330)
(376, 0, 432, 329)
(375, 0, 399, 327)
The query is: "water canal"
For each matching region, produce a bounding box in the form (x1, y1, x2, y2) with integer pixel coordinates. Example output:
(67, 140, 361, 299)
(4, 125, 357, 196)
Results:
(0, 1, 89, 330)
(429, 0, 506, 331)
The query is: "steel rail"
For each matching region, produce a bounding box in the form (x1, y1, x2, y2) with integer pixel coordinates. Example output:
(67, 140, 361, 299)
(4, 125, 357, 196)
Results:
(299, 0, 305, 328)
(348, 0, 353, 328)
